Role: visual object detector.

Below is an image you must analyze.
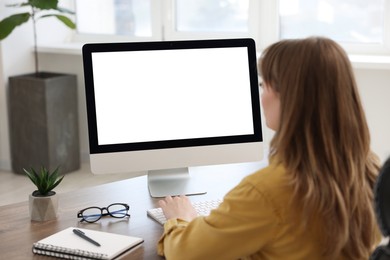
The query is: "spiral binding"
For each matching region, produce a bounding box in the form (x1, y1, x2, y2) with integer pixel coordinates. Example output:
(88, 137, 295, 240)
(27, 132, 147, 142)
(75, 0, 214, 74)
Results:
(33, 242, 109, 260)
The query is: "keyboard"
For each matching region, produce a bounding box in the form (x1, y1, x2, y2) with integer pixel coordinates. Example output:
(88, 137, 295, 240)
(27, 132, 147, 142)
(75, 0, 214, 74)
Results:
(147, 199, 222, 225)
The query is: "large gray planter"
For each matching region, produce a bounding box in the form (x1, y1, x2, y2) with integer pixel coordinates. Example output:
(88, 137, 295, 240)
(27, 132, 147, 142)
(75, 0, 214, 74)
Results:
(9, 72, 80, 174)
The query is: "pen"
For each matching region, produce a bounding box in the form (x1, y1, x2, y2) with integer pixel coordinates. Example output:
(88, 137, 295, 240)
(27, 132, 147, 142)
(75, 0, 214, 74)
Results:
(73, 229, 101, 247)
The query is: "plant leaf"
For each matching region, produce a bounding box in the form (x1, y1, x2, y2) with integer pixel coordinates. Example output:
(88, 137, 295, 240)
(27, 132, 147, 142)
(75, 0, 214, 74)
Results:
(29, 0, 58, 10)
(39, 14, 76, 29)
(49, 167, 60, 182)
(39, 166, 48, 193)
(23, 168, 38, 186)
(50, 175, 65, 191)
(46, 166, 62, 193)
(6, 3, 29, 8)
(31, 168, 40, 184)
(24, 166, 64, 196)
(48, 167, 64, 190)
(56, 7, 75, 15)
(0, 13, 30, 40)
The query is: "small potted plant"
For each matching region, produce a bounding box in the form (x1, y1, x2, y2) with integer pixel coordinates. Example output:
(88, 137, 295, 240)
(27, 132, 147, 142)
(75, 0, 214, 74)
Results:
(24, 166, 64, 221)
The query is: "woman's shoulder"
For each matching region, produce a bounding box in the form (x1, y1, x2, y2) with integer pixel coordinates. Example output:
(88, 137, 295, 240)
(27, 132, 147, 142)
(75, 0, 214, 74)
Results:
(244, 160, 289, 188)
(236, 160, 295, 209)
(223, 160, 294, 225)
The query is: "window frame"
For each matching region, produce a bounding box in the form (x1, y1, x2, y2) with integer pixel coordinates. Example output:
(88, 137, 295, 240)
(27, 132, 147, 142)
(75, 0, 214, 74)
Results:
(161, 0, 260, 41)
(275, 0, 390, 55)
(70, 0, 390, 55)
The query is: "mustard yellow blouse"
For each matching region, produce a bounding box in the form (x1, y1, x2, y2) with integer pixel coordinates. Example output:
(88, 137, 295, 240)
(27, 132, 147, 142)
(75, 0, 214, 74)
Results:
(157, 161, 377, 260)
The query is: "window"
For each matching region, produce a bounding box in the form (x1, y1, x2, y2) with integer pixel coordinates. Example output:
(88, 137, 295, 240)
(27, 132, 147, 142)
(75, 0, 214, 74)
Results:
(280, 0, 384, 44)
(74, 0, 389, 54)
(279, 0, 388, 53)
(175, 0, 249, 33)
(76, 0, 152, 37)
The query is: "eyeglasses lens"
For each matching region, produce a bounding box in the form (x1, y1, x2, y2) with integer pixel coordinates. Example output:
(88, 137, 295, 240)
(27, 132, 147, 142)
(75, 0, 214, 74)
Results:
(82, 207, 102, 222)
(108, 204, 128, 218)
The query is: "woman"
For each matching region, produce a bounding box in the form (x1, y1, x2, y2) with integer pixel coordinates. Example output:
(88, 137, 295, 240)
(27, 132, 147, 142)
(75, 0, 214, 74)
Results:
(157, 37, 381, 259)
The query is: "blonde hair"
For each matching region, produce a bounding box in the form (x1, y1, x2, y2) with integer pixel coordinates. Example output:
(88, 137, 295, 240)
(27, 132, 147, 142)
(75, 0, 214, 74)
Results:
(259, 37, 380, 259)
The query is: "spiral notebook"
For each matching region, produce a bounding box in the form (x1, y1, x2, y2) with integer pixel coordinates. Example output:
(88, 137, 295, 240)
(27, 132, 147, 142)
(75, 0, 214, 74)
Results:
(32, 227, 144, 259)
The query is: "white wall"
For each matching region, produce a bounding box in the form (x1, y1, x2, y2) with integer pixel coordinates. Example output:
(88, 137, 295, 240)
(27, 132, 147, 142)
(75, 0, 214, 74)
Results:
(354, 68, 390, 162)
(0, 0, 35, 169)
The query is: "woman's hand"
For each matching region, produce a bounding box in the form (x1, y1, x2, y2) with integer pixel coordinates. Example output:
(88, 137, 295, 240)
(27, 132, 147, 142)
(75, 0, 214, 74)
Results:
(158, 195, 198, 222)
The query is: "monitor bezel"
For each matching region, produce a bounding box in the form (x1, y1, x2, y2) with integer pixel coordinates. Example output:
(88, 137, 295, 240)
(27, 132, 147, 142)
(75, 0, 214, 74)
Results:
(82, 38, 262, 155)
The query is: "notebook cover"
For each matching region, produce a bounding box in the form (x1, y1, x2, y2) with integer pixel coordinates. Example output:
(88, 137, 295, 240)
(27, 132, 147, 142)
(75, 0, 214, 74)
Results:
(32, 227, 144, 259)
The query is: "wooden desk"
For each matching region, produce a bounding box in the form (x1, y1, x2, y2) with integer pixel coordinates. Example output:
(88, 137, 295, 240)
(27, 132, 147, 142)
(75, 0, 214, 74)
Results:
(0, 161, 265, 259)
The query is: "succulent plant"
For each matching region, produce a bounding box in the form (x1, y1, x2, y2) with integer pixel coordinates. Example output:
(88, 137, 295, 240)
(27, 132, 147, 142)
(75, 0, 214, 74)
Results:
(23, 166, 64, 196)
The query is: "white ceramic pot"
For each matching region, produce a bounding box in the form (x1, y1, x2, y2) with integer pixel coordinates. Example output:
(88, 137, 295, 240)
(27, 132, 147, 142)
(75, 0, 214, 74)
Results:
(29, 191, 59, 221)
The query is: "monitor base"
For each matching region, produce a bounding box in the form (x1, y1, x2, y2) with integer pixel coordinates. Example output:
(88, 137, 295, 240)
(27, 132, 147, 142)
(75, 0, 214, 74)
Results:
(147, 168, 207, 198)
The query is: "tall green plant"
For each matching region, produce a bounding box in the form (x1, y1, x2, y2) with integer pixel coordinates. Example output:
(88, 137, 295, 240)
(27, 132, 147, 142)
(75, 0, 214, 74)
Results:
(0, 0, 76, 75)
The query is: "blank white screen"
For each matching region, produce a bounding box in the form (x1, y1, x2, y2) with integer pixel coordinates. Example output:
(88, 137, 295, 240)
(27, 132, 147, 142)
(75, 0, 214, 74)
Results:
(92, 47, 254, 145)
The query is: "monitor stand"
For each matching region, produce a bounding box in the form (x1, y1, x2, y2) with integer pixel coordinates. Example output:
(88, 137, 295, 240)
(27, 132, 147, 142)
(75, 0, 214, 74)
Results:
(147, 168, 207, 198)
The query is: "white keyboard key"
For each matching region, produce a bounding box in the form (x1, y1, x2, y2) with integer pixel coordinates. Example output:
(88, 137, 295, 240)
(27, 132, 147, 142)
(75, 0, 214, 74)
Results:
(147, 199, 222, 225)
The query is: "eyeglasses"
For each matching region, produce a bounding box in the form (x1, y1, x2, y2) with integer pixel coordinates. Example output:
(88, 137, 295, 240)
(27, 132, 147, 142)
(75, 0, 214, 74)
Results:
(77, 203, 130, 223)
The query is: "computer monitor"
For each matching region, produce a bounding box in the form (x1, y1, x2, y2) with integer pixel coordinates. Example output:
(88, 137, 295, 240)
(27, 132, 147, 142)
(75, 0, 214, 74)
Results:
(82, 38, 264, 197)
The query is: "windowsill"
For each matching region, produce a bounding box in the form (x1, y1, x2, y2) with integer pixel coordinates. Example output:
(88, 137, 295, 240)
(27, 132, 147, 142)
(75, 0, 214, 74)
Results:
(37, 42, 390, 70)
(349, 54, 390, 70)
(37, 42, 84, 55)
